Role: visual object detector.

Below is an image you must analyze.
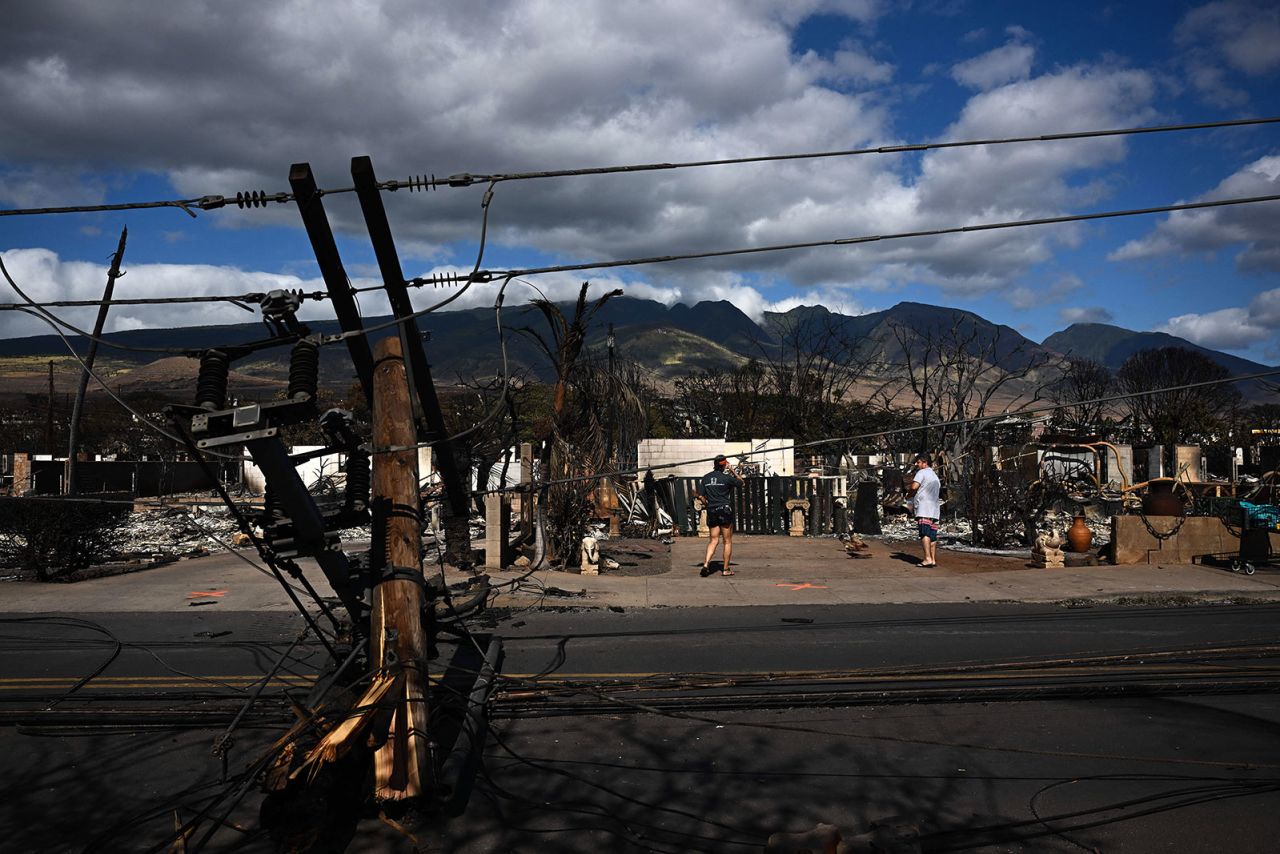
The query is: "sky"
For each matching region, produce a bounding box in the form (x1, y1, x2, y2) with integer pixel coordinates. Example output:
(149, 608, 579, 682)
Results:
(1, 0, 1279, 363)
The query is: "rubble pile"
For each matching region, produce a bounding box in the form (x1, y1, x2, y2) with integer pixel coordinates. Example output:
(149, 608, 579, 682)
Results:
(873, 507, 1111, 553)
(114, 506, 243, 557)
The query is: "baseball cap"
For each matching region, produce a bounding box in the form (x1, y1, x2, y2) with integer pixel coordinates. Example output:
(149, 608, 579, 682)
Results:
(714, 454, 728, 463)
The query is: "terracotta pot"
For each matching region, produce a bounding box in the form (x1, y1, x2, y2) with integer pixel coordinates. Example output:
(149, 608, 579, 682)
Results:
(1142, 478, 1184, 517)
(1067, 515, 1093, 553)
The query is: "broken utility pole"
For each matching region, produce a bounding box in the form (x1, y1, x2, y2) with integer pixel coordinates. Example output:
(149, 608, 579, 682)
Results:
(288, 163, 375, 408)
(370, 335, 433, 799)
(66, 227, 127, 495)
(351, 155, 473, 568)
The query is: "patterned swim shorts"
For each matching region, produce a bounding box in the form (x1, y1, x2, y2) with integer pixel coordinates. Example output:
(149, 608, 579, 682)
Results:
(917, 517, 938, 540)
(708, 506, 735, 528)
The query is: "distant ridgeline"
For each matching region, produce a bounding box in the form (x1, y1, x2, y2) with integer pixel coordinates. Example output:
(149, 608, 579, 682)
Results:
(0, 298, 1271, 389)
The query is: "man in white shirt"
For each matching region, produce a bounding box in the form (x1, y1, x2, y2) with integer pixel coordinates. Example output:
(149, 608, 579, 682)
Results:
(908, 453, 941, 567)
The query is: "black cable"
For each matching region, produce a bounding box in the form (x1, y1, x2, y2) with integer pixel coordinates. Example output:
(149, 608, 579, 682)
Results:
(483, 718, 763, 848)
(926, 778, 1280, 851)
(320, 180, 497, 350)
(483, 192, 1280, 281)
(1, 303, 244, 459)
(372, 273, 518, 455)
(0, 292, 322, 309)
(7, 115, 1274, 219)
(0, 254, 217, 355)
(168, 416, 342, 654)
(0, 617, 124, 709)
(419, 115, 1280, 188)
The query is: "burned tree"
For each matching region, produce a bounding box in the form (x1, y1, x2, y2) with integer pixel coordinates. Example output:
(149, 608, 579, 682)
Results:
(519, 282, 623, 564)
(881, 316, 1053, 462)
(1050, 356, 1114, 431)
(876, 314, 1055, 517)
(671, 308, 881, 466)
(755, 308, 880, 460)
(1118, 347, 1240, 469)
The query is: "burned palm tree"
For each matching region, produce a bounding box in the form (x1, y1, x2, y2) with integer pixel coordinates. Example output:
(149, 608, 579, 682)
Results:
(519, 282, 622, 565)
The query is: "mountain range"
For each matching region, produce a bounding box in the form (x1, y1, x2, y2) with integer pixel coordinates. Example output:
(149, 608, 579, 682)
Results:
(0, 298, 1271, 399)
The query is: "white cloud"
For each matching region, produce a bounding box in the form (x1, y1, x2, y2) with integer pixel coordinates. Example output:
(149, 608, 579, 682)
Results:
(827, 46, 895, 84)
(1157, 307, 1269, 349)
(1176, 1, 1280, 76)
(1059, 306, 1114, 324)
(1152, 287, 1280, 351)
(0, 247, 749, 339)
(1249, 287, 1280, 326)
(1109, 155, 1280, 271)
(0, 3, 1163, 308)
(1175, 1, 1280, 106)
(0, 247, 328, 341)
(951, 40, 1035, 90)
(1007, 274, 1083, 309)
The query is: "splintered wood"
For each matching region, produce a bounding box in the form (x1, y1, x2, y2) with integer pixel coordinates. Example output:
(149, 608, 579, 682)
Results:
(288, 672, 401, 784)
(370, 336, 432, 800)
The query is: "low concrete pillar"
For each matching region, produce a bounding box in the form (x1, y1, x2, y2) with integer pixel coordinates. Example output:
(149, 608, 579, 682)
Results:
(12, 453, 31, 496)
(786, 498, 810, 537)
(484, 493, 511, 570)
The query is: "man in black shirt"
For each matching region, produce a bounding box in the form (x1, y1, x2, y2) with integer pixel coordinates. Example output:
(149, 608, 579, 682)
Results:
(695, 454, 744, 576)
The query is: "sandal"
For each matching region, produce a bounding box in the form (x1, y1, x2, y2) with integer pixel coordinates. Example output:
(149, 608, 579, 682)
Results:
(721, 569, 735, 577)
(700, 565, 715, 577)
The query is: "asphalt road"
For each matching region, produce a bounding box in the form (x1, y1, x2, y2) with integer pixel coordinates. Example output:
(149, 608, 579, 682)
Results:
(3, 602, 1280, 852)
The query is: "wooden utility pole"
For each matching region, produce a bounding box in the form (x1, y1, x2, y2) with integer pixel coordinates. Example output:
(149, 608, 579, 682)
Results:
(45, 360, 55, 455)
(66, 227, 127, 494)
(370, 335, 432, 799)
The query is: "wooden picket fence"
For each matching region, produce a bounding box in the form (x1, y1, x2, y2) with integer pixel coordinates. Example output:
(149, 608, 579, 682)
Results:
(655, 476, 846, 536)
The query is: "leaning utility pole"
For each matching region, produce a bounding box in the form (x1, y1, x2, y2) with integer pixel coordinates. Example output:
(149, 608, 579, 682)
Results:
(45, 361, 55, 456)
(66, 227, 127, 495)
(370, 335, 432, 799)
(351, 155, 473, 568)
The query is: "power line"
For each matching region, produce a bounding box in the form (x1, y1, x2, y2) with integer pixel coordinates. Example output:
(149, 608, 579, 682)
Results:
(9, 193, 1280, 367)
(2, 115, 1276, 219)
(2, 304, 242, 460)
(0, 291, 326, 309)
(419, 115, 1280, 188)
(480, 192, 1280, 280)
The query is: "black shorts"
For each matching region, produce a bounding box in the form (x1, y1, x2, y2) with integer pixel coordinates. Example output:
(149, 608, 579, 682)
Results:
(707, 506, 735, 528)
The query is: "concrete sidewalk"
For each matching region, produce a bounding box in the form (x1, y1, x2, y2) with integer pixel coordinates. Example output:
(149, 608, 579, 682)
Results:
(484, 534, 1280, 610)
(3, 534, 1279, 613)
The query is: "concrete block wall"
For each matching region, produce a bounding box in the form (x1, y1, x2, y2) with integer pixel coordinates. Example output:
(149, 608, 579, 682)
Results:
(1112, 515, 1280, 564)
(636, 438, 794, 479)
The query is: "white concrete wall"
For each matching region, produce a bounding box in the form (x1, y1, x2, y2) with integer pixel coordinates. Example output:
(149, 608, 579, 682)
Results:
(418, 447, 435, 490)
(1039, 448, 1096, 482)
(636, 438, 793, 478)
(1175, 444, 1204, 482)
(243, 446, 344, 495)
(480, 447, 525, 491)
(244, 445, 439, 495)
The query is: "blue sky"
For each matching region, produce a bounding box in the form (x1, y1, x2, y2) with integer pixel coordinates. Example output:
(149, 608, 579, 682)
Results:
(1, 0, 1279, 362)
